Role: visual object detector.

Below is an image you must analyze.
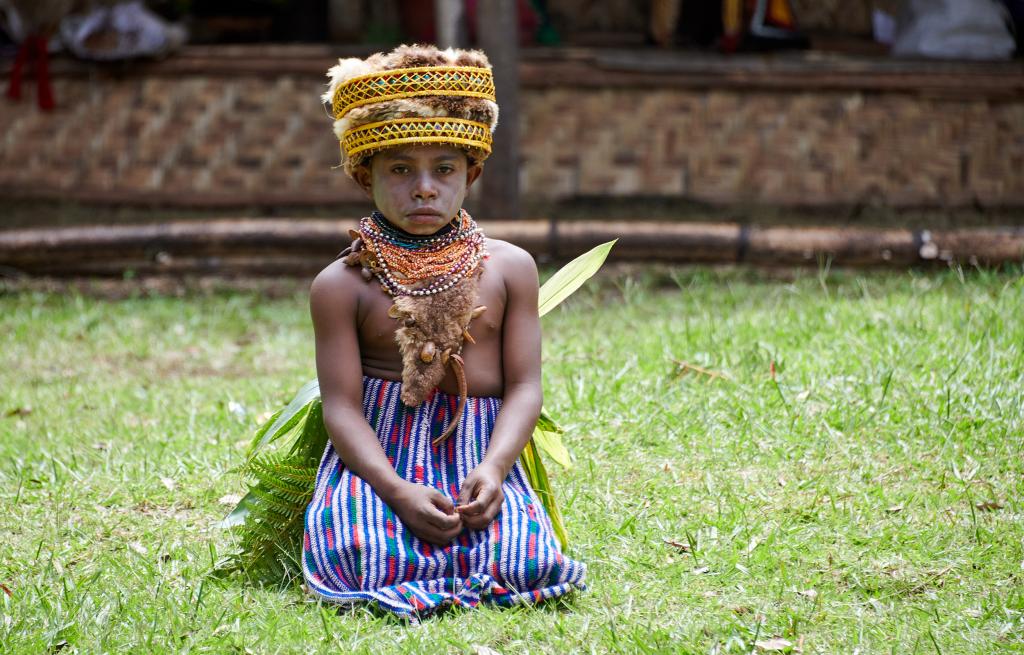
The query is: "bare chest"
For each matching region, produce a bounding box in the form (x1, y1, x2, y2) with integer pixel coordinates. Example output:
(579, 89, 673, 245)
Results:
(355, 267, 507, 389)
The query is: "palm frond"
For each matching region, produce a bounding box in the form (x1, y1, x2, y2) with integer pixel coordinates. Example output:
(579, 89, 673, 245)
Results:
(218, 386, 324, 582)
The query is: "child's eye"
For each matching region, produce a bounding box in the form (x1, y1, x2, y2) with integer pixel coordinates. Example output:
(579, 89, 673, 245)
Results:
(391, 166, 409, 174)
(437, 166, 454, 174)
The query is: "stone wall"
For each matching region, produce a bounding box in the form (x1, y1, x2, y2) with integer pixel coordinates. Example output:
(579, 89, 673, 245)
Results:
(2, 49, 1022, 211)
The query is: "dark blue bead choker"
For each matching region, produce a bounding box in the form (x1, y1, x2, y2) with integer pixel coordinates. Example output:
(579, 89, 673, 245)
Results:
(371, 211, 459, 249)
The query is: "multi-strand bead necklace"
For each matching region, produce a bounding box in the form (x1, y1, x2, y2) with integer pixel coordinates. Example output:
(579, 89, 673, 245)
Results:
(359, 209, 488, 297)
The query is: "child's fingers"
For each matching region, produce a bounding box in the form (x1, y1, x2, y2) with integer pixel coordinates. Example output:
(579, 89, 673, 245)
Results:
(419, 493, 460, 528)
(459, 486, 501, 523)
(423, 504, 461, 530)
(456, 481, 493, 514)
(456, 476, 481, 507)
(456, 498, 483, 515)
(463, 503, 499, 530)
(429, 489, 455, 514)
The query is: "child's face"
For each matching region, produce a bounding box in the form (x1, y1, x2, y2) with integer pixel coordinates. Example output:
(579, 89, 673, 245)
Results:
(355, 145, 483, 235)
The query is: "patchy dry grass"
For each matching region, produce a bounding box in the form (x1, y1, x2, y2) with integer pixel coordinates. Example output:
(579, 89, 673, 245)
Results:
(1, 266, 1022, 654)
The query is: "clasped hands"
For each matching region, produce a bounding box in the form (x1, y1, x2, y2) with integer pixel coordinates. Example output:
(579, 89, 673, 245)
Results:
(388, 463, 504, 545)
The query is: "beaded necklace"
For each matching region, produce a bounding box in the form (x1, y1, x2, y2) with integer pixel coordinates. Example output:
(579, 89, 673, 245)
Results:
(359, 209, 487, 297)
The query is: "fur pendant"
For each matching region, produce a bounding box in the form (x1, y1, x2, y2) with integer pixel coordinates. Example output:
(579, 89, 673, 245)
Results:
(388, 273, 482, 407)
(339, 234, 486, 408)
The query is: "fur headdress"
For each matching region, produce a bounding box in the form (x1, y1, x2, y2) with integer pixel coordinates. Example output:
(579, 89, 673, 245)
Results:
(323, 44, 500, 176)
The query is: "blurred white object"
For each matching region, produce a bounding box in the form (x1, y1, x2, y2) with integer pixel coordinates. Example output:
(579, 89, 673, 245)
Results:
(60, 0, 186, 60)
(872, 9, 897, 46)
(892, 0, 1015, 60)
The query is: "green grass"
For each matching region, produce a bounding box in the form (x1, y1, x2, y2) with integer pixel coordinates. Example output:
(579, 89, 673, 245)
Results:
(2, 267, 1023, 654)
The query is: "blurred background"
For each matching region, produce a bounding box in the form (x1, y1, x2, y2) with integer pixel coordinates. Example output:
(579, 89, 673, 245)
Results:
(1, 0, 1023, 273)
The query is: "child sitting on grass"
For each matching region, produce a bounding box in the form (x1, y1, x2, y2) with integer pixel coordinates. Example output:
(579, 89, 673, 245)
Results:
(301, 44, 586, 618)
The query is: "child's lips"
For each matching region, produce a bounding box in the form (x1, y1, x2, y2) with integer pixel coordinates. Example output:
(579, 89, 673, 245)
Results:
(407, 210, 444, 223)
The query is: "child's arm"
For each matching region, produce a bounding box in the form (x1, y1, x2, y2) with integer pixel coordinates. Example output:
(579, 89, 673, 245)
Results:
(457, 247, 543, 530)
(310, 265, 463, 545)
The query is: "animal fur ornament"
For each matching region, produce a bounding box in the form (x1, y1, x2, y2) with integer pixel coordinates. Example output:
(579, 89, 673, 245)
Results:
(322, 44, 499, 176)
(338, 212, 489, 444)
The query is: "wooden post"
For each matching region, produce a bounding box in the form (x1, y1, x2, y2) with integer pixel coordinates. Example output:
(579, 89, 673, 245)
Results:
(435, 0, 465, 48)
(327, 0, 363, 42)
(475, 0, 521, 219)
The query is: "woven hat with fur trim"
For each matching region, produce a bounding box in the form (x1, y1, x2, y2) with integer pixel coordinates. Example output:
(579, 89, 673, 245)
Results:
(323, 44, 499, 176)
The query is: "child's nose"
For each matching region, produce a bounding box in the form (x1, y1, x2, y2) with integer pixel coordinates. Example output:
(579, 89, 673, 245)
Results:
(412, 173, 438, 200)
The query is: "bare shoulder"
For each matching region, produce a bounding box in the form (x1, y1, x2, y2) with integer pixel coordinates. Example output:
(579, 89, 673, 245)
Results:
(309, 259, 363, 321)
(485, 238, 538, 286)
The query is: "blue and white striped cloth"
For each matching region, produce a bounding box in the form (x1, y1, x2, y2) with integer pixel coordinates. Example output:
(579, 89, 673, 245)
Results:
(302, 376, 586, 618)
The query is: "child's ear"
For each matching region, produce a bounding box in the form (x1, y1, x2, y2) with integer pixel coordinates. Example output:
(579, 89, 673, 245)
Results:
(465, 163, 484, 188)
(352, 164, 373, 197)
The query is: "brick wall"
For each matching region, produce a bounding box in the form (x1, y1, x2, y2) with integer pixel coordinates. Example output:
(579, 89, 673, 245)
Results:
(2, 49, 1023, 210)
(521, 88, 1024, 207)
(0, 75, 363, 204)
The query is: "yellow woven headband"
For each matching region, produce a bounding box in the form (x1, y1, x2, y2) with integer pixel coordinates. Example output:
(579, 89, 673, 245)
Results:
(331, 65, 495, 119)
(332, 65, 496, 162)
(341, 117, 492, 160)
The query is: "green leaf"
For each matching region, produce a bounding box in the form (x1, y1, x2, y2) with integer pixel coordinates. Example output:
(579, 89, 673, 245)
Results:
(519, 439, 569, 550)
(250, 407, 283, 446)
(533, 408, 572, 469)
(537, 240, 616, 317)
(289, 399, 330, 466)
(217, 489, 256, 529)
(249, 379, 321, 457)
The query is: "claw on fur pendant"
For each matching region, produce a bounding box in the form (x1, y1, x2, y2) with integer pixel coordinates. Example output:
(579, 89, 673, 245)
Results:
(471, 305, 487, 320)
(441, 348, 451, 365)
(462, 329, 476, 345)
(433, 353, 468, 446)
(420, 341, 436, 363)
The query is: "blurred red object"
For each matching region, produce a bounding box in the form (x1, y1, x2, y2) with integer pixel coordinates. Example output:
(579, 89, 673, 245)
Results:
(398, 0, 436, 43)
(7, 34, 55, 111)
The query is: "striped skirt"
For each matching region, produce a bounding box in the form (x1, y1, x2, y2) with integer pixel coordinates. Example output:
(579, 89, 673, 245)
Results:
(302, 376, 587, 618)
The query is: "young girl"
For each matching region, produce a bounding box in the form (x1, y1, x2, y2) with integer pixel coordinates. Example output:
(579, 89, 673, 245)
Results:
(301, 44, 586, 618)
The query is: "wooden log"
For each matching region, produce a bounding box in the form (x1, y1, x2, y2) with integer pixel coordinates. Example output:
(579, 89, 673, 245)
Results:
(0, 220, 353, 256)
(928, 228, 1024, 265)
(2, 220, 1023, 278)
(1, 254, 332, 278)
(552, 221, 741, 262)
(745, 226, 918, 266)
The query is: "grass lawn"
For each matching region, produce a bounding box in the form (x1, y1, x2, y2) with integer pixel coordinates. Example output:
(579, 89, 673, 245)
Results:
(1, 267, 1022, 654)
